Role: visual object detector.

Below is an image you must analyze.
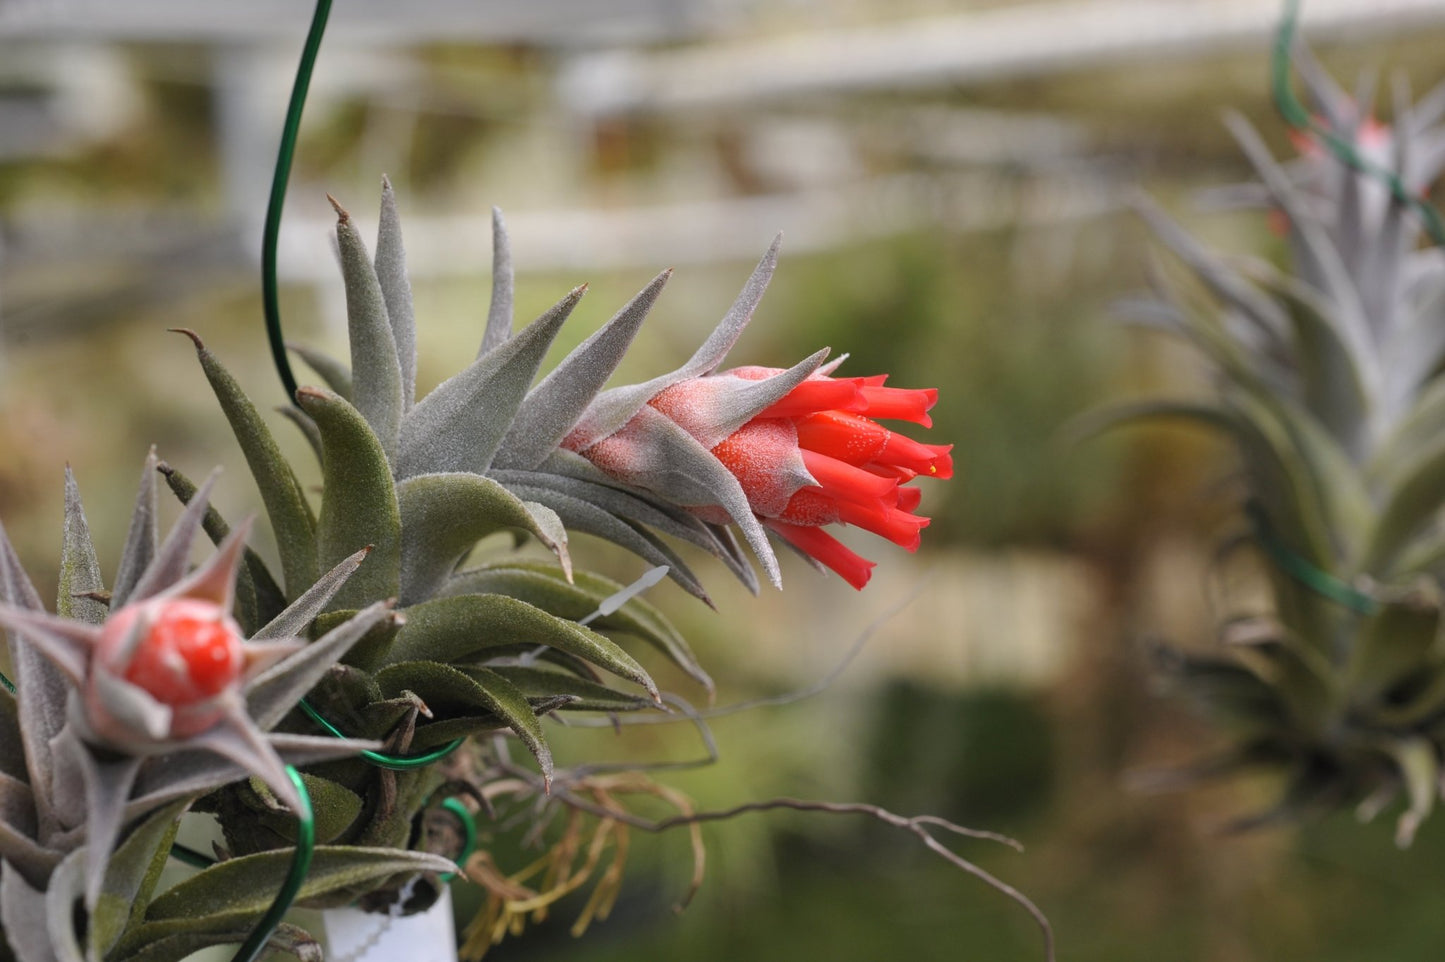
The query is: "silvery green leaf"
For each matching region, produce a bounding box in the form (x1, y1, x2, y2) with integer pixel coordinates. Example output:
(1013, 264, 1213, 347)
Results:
(445, 562, 712, 691)
(1372, 376, 1445, 486)
(70, 734, 142, 911)
(252, 547, 371, 642)
(58, 468, 106, 627)
(110, 448, 158, 610)
(500, 478, 710, 602)
(707, 521, 760, 594)
(288, 343, 353, 401)
(1363, 438, 1445, 574)
(157, 462, 287, 635)
(246, 600, 397, 729)
(89, 800, 187, 960)
(121, 734, 380, 827)
(1224, 113, 1380, 403)
(113, 924, 321, 962)
(0, 776, 60, 890)
(1382, 276, 1445, 413)
(5, 864, 58, 962)
(566, 236, 779, 450)
(488, 665, 654, 712)
(296, 388, 402, 611)
(375, 176, 417, 410)
(191, 703, 301, 813)
(493, 468, 725, 562)
(0, 527, 87, 844)
(120, 847, 456, 949)
(480, 206, 514, 357)
(277, 403, 324, 466)
(495, 269, 671, 470)
(397, 286, 586, 479)
(179, 328, 318, 600)
(375, 662, 552, 780)
(1231, 257, 1371, 456)
(395, 472, 570, 605)
(531, 451, 759, 588)
(380, 594, 659, 700)
(128, 468, 219, 604)
(333, 200, 405, 460)
(592, 405, 781, 587)
(670, 349, 830, 450)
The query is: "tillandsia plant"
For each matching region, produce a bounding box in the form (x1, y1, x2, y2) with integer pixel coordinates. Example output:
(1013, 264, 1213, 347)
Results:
(174, 178, 953, 917)
(0, 451, 456, 962)
(1093, 15, 1445, 843)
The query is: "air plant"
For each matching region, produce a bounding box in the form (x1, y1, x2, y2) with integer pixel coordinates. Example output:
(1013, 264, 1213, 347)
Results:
(1095, 37, 1445, 842)
(173, 180, 951, 916)
(0, 451, 455, 962)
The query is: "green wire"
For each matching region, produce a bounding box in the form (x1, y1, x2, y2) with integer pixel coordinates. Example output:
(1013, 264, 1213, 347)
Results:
(262, 0, 334, 402)
(1246, 501, 1379, 616)
(232, 766, 315, 962)
(168, 843, 216, 870)
(1271, 0, 1445, 247)
(0, 670, 14, 696)
(439, 797, 478, 882)
(298, 698, 465, 770)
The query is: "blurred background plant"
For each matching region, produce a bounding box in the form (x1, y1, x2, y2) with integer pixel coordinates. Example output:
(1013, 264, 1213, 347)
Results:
(7, 0, 1445, 959)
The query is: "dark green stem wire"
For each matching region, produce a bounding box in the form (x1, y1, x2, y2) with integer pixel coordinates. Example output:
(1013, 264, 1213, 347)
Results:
(298, 698, 465, 770)
(232, 767, 316, 962)
(262, 0, 334, 403)
(1272, 0, 1445, 247)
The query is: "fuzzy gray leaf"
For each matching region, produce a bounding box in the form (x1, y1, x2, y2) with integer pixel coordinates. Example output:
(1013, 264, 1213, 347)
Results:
(376, 176, 418, 410)
(446, 562, 712, 691)
(288, 343, 353, 402)
(496, 269, 671, 470)
(0, 521, 71, 844)
(296, 387, 402, 611)
(396, 472, 570, 605)
(88, 799, 185, 959)
(566, 236, 779, 450)
(398, 286, 586, 479)
(252, 547, 372, 642)
(179, 328, 319, 601)
(375, 662, 553, 780)
(128, 469, 219, 604)
(334, 200, 405, 460)
(111, 449, 159, 610)
(59, 468, 107, 627)
(501, 478, 711, 602)
(379, 593, 659, 700)
(247, 600, 397, 729)
(480, 206, 514, 357)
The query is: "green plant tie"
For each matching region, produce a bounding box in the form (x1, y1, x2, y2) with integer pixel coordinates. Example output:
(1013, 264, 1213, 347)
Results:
(438, 797, 478, 882)
(297, 698, 465, 770)
(263, 0, 333, 402)
(168, 843, 215, 869)
(1246, 501, 1379, 616)
(232, 766, 316, 962)
(1272, 0, 1445, 247)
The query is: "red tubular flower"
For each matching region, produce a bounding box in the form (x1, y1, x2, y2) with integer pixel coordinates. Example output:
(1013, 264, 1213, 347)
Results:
(639, 366, 951, 590)
(561, 238, 951, 592)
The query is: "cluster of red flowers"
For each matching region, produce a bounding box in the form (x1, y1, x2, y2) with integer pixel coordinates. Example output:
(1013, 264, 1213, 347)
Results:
(649, 367, 951, 590)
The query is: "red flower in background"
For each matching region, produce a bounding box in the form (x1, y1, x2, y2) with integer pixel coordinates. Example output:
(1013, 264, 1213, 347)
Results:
(578, 364, 952, 591)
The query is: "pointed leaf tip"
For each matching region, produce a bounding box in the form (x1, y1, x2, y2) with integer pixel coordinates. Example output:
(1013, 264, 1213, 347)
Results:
(168, 328, 206, 352)
(327, 193, 349, 222)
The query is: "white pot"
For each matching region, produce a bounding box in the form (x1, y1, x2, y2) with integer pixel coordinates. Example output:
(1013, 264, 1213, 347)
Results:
(319, 887, 458, 962)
